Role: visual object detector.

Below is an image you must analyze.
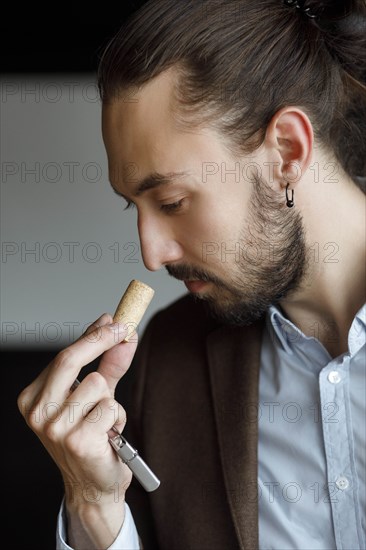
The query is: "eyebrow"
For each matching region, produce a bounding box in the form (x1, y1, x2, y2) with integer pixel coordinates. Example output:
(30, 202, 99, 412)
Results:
(110, 171, 191, 201)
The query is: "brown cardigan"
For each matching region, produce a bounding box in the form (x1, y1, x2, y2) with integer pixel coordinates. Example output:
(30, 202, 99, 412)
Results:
(123, 294, 264, 550)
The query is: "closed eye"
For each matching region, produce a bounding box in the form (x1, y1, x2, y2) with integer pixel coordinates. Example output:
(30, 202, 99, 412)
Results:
(123, 201, 136, 211)
(123, 198, 187, 213)
(160, 199, 185, 214)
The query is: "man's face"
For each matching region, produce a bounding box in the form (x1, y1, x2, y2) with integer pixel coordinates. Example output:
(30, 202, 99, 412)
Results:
(102, 70, 308, 325)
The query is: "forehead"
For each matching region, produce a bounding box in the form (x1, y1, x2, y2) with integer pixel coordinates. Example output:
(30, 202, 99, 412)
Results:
(102, 69, 180, 175)
(101, 69, 237, 193)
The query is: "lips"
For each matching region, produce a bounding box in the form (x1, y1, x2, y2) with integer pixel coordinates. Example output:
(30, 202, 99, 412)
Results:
(184, 280, 208, 293)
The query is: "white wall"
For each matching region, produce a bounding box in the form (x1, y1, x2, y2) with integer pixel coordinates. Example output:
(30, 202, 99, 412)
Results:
(0, 75, 185, 348)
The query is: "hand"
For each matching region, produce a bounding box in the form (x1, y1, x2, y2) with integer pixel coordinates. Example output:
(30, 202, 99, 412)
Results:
(17, 313, 138, 549)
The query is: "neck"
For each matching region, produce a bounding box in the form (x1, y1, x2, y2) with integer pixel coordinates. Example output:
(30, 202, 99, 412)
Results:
(279, 172, 366, 358)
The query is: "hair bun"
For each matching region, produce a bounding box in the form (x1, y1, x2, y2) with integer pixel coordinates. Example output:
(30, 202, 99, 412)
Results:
(306, 0, 366, 84)
(304, 0, 364, 21)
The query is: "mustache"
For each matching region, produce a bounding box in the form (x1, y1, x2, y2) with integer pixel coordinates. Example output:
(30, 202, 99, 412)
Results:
(166, 263, 216, 283)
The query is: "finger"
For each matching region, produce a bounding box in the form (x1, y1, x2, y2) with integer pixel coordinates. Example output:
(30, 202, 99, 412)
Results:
(17, 366, 50, 416)
(97, 333, 138, 396)
(82, 397, 127, 436)
(62, 371, 111, 427)
(78, 313, 113, 341)
(78, 397, 126, 452)
(73, 398, 132, 485)
(108, 401, 127, 435)
(18, 313, 114, 414)
(42, 322, 128, 406)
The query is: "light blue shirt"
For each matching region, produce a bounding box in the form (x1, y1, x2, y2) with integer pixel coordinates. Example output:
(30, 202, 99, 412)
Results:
(57, 303, 366, 549)
(259, 303, 365, 549)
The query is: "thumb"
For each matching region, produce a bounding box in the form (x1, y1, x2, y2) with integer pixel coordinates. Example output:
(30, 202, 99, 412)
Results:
(97, 330, 138, 395)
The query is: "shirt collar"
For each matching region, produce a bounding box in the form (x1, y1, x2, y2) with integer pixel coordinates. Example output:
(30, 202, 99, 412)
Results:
(354, 302, 366, 328)
(348, 302, 366, 356)
(266, 303, 301, 354)
(267, 302, 366, 357)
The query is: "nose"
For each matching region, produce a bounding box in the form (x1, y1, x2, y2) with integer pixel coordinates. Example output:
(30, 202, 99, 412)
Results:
(138, 212, 183, 271)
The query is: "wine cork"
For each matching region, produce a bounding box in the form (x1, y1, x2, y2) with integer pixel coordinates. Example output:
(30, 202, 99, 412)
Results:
(113, 279, 155, 341)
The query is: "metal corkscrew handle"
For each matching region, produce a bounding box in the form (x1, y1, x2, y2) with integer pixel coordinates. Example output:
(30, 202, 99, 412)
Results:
(109, 429, 160, 492)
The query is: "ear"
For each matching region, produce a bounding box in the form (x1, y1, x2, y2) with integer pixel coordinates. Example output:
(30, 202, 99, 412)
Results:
(264, 107, 314, 191)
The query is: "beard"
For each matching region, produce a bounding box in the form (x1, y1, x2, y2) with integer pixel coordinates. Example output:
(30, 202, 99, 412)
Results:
(166, 174, 309, 326)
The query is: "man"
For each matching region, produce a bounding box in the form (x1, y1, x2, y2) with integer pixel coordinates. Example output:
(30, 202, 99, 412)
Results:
(18, 1, 365, 548)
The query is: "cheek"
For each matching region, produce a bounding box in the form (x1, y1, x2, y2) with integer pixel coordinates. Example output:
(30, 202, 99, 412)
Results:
(177, 198, 219, 241)
(176, 196, 243, 266)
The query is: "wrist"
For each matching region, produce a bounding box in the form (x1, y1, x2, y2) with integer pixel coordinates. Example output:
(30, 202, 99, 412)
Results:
(66, 496, 126, 550)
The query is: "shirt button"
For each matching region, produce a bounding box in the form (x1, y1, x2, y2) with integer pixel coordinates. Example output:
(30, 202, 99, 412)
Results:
(328, 370, 341, 384)
(336, 476, 349, 490)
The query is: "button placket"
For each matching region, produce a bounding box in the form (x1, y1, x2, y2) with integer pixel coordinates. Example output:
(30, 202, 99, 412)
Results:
(320, 355, 363, 548)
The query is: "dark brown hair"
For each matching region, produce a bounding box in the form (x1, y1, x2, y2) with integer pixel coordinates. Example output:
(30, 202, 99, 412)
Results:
(98, 0, 366, 187)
